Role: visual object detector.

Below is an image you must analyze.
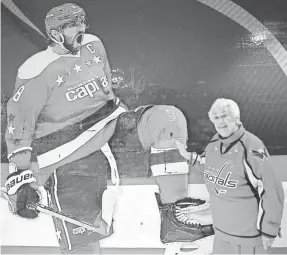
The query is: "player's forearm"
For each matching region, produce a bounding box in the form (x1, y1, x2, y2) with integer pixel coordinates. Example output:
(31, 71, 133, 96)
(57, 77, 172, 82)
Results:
(5, 93, 43, 169)
(6, 147, 52, 185)
(6, 138, 33, 170)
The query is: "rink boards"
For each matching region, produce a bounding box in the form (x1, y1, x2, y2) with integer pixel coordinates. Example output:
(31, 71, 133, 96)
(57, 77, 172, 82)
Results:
(1, 155, 287, 250)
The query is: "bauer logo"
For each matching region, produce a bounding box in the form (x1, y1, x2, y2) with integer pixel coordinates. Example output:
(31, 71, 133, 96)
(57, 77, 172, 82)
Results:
(5, 171, 35, 192)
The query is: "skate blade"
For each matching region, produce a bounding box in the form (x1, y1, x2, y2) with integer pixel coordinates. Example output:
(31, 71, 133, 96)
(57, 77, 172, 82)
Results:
(181, 235, 214, 254)
(164, 235, 213, 255)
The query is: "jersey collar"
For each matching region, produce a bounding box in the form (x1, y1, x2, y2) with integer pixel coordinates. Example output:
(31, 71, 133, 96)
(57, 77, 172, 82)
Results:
(48, 46, 81, 58)
(217, 125, 245, 145)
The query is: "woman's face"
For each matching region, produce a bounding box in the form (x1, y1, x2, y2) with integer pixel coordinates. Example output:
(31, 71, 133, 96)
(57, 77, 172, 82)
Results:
(212, 108, 239, 138)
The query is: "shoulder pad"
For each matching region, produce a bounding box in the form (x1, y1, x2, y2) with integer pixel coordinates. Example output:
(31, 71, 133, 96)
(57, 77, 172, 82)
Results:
(82, 34, 101, 45)
(244, 131, 264, 148)
(18, 35, 101, 80)
(17, 48, 61, 80)
(244, 132, 269, 160)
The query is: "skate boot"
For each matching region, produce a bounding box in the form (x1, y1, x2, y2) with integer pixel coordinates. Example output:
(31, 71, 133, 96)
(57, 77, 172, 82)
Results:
(174, 197, 213, 226)
(155, 193, 214, 244)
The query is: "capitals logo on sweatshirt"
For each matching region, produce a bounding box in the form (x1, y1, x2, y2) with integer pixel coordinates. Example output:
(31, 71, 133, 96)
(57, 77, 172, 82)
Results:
(204, 162, 239, 196)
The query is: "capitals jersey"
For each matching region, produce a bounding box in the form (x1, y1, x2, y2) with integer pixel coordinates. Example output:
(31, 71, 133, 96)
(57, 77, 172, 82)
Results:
(5, 34, 125, 170)
(194, 125, 284, 246)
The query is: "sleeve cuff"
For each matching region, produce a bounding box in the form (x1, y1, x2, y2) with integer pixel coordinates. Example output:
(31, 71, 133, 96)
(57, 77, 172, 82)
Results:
(261, 231, 277, 238)
(260, 222, 281, 238)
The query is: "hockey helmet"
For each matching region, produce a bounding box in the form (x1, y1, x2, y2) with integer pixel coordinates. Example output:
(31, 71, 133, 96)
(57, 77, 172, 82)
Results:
(45, 3, 88, 37)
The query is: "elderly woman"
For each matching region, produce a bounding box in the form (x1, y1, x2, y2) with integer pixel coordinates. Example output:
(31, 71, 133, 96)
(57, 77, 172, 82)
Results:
(175, 98, 284, 254)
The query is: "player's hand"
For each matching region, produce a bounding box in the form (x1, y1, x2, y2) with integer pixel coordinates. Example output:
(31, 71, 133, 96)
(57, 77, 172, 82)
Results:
(174, 139, 191, 160)
(4, 163, 40, 219)
(262, 234, 275, 250)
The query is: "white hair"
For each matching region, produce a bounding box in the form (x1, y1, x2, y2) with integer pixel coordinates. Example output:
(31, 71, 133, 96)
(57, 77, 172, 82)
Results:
(208, 98, 241, 124)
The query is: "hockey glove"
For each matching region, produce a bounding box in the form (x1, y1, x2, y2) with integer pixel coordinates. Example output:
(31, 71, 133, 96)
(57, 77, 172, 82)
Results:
(4, 163, 40, 219)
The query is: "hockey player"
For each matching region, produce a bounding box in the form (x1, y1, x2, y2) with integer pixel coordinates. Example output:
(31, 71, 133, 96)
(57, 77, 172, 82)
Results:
(175, 98, 284, 254)
(4, 2, 214, 253)
(4, 3, 127, 254)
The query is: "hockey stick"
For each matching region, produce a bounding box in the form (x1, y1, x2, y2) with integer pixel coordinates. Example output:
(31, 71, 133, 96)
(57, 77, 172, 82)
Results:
(26, 202, 103, 232)
(1, 188, 107, 235)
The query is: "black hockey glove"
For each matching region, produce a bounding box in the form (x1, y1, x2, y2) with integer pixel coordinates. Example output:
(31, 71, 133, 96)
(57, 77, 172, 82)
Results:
(4, 163, 40, 219)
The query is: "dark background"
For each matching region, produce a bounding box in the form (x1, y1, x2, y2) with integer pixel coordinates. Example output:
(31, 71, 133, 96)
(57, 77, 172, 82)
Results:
(1, 0, 287, 161)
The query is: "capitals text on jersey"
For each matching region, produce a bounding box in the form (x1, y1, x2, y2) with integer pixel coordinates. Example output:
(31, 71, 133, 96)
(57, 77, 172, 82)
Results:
(65, 76, 108, 101)
(204, 162, 239, 194)
(204, 171, 239, 188)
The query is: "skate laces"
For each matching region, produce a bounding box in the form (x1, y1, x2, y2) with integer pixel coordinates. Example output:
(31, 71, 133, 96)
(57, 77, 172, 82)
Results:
(176, 200, 210, 213)
(174, 199, 211, 227)
(175, 211, 201, 227)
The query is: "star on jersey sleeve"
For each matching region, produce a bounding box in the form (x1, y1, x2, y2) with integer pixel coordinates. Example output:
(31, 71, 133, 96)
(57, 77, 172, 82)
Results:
(5, 73, 51, 169)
